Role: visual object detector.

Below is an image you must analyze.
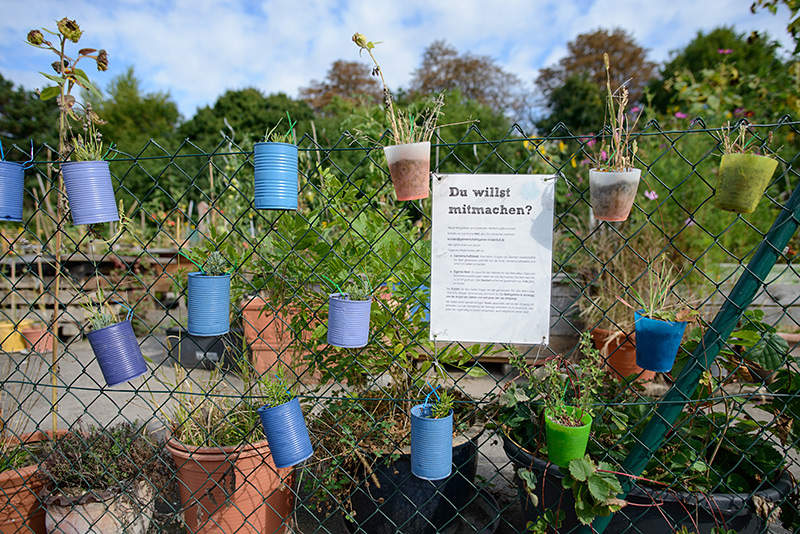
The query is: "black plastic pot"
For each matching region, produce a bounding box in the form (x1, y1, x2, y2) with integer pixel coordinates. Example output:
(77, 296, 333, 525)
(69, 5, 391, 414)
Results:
(503, 435, 794, 534)
(165, 327, 243, 370)
(345, 429, 484, 534)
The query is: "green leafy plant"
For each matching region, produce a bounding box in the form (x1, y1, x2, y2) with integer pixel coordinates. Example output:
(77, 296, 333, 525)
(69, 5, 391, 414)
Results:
(352, 32, 444, 145)
(70, 108, 105, 161)
(620, 258, 696, 323)
(429, 389, 454, 419)
(82, 287, 120, 331)
(263, 116, 296, 144)
(341, 274, 372, 301)
(538, 332, 606, 427)
(595, 53, 639, 172)
(36, 421, 170, 498)
(562, 456, 626, 525)
(259, 366, 294, 408)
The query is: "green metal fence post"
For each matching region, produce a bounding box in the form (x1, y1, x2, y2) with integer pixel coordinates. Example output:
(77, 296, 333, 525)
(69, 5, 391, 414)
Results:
(585, 178, 800, 534)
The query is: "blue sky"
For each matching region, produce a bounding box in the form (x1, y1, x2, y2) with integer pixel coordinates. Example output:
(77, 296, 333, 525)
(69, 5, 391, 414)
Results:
(0, 0, 793, 119)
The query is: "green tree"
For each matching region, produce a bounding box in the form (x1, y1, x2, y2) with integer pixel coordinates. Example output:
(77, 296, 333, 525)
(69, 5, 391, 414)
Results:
(0, 73, 58, 158)
(536, 28, 656, 106)
(536, 73, 605, 134)
(179, 89, 313, 151)
(650, 26, 785, 112)
(751, 0, 800, 53)
(410, 40, 529, 119)
(299, 60, 381, 114)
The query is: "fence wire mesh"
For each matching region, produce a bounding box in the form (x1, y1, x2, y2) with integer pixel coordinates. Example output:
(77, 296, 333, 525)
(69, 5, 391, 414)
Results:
(1, 120, 800, 534)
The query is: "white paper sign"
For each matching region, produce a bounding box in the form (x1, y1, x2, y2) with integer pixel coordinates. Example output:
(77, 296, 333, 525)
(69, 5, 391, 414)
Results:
(430, 174, 555, 344)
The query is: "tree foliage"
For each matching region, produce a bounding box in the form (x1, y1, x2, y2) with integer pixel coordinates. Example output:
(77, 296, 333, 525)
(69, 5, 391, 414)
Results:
(650, 26, 786, 112)
(178, 89, 314, 150)
(299, 60, 382, 113)
(536, 73, 605, 134)
(410, 40, 529, 118)
(0, 73, 58, 157)
(535, 28, 656, 106)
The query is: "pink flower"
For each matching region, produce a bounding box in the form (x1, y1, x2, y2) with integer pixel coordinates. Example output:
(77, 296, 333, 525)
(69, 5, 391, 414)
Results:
(717, 48, 733, 55)
(644, 190, 658, 201)
(600, 150, 608, 161)
(630, 106, 641, 113)
(674, 111, 688, 119)
(587, 138, 597, 147)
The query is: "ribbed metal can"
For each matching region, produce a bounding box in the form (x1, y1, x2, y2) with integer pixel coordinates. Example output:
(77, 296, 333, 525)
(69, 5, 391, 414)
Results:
(327, 294, 371, 348)
(0, 161, 24, 221)
(410, 404, 453, 480)
(187, 272, 230, 336)
(61, 161, 120, 225)
(253, 142, 298, 210)
(87, 320, 147, 387)
(258, 397, 314, 468)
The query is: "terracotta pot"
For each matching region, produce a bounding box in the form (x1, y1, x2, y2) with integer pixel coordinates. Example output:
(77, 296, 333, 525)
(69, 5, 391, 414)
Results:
(590, 327, 654, 381)
(240, 297, 297, 351)
(166, 438, 293, 534)
(44, 480, 154, 534)
(0, 431, 65, 534)
(21, 326, 53, 353)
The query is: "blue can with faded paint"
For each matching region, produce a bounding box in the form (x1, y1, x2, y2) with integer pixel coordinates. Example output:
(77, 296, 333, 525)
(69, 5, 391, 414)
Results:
(253, 142, 298, 210)
(61, 161, 119, 225)
(87, 320, 147, 387)
(258, 397, 314, 468)
(187, 272, 231, 336)
(0, 161, 24, 221)
(410, 404, 453, 480)
(327, 294, 371, 348)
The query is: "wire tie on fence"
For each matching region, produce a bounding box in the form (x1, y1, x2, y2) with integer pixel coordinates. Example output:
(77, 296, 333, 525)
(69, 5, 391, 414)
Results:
(432, 172, 441, 181)
(423, 383, 440, 408)
(112, 301, 133, 321)
(21, 140, 35, 169)
(177, 250, 205, 273)
(318, 273, 342, 295)
(543, 172, 563, 182)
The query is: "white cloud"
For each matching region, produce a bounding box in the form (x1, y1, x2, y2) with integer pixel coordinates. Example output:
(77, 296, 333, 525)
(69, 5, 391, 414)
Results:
(0, 0, 794, 118)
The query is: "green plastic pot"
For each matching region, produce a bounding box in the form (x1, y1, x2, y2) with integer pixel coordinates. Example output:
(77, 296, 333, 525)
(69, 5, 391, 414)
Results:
(544, 408, 592, 469)
(715, 153, 778, 214)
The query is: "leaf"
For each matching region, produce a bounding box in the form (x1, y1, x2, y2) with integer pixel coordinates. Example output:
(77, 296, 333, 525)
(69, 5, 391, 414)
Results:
(38, 72, 65, 84)
(574, 499, 594, 525)
(743, 332, 788, 370)
(71, 68, 102, 98)
(38, 86, 60, 101)
(587, 473, 612, 501)
(568, 456, 595, 482)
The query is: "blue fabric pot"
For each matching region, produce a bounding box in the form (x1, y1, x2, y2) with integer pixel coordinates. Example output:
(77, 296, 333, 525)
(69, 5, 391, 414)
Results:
(410, 404, 453, 480)
(86, 320, 147, 387)
(257, 397, 313, 468)
(253, 142, 298, 210)
(634, 310, 688, 373)
(0, 161, 24, 221)
(61, 161, 119, 225)
(187, 272, 230, 336)
(327, 293, 371, 348)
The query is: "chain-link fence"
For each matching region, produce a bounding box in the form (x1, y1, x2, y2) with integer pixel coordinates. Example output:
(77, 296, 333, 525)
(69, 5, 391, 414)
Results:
(2, 120, 800, 534)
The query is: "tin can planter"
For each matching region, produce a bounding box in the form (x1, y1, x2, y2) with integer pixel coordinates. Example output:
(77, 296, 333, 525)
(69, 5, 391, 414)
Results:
(544, 407, 592, 469)
(253, 142, 298, 210)
(86, 320, 147, 387)
(61, 161, 119, 225)
(165, 438, 293, 534)
(383, 142, 430, 201)
(0, 160, 24, 222)
(327, 293, 371, 348)
(715, 153, 779, 214)
(187, 272, 231, 337)
(634, 310, 688, 373)
(589, 168, 641, 222)
(257, 397, 314, 469)
(410, 404, 453, 480)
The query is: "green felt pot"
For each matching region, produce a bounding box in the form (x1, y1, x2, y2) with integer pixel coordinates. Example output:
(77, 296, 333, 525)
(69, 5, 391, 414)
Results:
(715, 153, 778, 214)
(544, 408, 592, 469)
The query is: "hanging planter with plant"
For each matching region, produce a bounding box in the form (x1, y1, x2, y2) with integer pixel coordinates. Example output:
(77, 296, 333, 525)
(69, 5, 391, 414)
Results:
(326, 274, 372, 348)
(514, 332, 606, 469)
(715, 122, 778, 214)
(253, 116, 298, 210)
(353, 33, 446, 201)
(256, 367, 314, 469)
(84, 291, 147, 387)
(183, 249, 232, 337)
(590, 54, 641, 222)
(410, 387, 454, 480)
(621, 259, 692, 373)
(0, 144, 25, 222)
